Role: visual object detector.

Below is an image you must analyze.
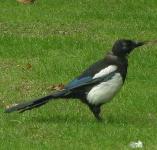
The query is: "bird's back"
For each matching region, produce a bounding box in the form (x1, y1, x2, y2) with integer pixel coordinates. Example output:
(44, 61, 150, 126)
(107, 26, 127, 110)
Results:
(78, 52, 128, 81)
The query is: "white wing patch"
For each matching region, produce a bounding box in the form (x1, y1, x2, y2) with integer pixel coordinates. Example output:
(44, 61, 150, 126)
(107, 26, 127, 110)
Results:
(93, 65, 117, 79)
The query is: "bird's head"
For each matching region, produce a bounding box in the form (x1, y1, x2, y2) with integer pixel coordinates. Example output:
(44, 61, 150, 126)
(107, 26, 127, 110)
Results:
(112, 39, 146, 57)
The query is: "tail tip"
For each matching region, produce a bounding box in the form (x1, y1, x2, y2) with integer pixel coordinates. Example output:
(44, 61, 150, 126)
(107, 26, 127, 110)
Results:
(4, 103, 19, 113)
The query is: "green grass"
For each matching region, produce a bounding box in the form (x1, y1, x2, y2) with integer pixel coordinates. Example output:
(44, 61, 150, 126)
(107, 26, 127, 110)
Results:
(0, 0, 157, 149)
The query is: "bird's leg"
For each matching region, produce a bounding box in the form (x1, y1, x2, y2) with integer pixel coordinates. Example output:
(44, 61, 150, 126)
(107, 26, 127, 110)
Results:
(88, 105, 102, 121)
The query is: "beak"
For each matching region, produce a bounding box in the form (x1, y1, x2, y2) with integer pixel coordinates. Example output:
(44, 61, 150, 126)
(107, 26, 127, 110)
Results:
(134, 41, 146, 47)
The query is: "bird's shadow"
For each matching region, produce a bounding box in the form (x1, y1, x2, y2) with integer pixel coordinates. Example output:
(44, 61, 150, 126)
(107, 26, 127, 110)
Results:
(29, 114, 100, 124)
(27, 113, 152, 127)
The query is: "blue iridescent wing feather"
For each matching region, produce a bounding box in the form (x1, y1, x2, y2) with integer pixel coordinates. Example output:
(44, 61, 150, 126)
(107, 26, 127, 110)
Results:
(65, 71, 116, 90)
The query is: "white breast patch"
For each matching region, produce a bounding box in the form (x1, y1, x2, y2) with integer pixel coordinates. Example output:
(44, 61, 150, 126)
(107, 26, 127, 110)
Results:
(87, 72, 123, 105)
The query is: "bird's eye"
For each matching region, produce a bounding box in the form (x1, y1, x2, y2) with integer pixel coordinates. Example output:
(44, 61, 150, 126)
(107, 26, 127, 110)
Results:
(122, 42, 127, 50)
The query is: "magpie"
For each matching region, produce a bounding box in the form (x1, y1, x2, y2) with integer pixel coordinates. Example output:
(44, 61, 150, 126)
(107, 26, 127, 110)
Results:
(5, 39, 147, 120)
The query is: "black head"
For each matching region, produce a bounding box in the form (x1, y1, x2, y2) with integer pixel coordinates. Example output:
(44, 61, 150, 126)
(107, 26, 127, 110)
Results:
(112, 39, 145, 57)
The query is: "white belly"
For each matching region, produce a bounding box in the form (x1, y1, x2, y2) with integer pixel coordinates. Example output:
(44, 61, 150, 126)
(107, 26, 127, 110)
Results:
(87, 73, 123, 105)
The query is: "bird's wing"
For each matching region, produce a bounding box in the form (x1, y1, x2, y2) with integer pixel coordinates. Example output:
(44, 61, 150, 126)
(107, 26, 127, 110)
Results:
(65, 65, 117, 90)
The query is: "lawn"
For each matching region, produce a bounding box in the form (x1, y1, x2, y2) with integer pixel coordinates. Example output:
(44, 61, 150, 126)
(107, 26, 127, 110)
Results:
(0, 0, 157, 149)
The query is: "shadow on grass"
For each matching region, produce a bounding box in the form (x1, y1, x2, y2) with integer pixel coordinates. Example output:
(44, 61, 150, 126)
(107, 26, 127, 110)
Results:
(27, 113, 153, 127)
(28, 114, 104, 125)
(3, 108, 155, 127)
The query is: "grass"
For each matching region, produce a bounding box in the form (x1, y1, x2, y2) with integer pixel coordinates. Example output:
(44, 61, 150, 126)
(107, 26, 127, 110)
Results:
(0, 0, 157, 149)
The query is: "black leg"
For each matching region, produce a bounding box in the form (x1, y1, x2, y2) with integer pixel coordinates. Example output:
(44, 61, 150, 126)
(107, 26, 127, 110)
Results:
(88, 105, 102, 121)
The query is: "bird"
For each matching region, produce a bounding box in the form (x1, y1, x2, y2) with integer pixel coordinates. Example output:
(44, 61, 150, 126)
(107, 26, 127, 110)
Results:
(5, 39, 147, 120)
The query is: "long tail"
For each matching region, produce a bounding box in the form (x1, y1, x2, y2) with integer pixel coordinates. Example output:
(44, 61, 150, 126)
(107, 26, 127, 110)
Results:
(5, 90, 68, 113)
